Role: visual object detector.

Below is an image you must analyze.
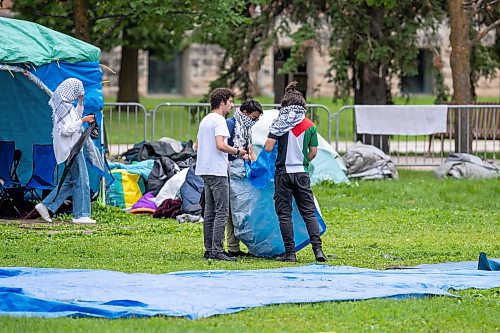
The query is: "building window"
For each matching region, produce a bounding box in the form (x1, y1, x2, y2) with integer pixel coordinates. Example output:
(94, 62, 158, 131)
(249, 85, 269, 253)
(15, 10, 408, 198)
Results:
(273, 48, 308, 103)
(148, 53, 182, 94)
(401, 49, 433, 94)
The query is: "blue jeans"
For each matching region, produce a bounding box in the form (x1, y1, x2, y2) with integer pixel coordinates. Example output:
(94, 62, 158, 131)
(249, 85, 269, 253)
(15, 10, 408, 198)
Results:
(42, 150, 91, 218)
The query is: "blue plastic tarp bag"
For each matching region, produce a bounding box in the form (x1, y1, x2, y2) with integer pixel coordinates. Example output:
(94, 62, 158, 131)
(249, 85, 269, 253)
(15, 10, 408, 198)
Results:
(230, 147, 327, 258)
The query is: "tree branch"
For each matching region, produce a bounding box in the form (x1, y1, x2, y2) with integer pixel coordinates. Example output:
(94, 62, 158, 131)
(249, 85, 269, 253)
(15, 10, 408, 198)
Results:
(94, 11, 199, 20)
(32, 10, 70, 19)
(94, 16, 125, 45)
(472, 0, 484, 13)
(474, 18, 500, 43)
(31, 10, 198, 21)
(472, 0, 500, 15)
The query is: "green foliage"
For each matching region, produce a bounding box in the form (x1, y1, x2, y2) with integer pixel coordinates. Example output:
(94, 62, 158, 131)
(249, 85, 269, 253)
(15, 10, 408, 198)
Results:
(0, 170, 499, 331)
(11, 0, 247, 60)
(469, 1, 500, 96)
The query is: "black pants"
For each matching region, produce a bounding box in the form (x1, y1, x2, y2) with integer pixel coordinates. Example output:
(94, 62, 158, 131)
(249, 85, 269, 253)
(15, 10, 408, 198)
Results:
(274, 172, 322, 253)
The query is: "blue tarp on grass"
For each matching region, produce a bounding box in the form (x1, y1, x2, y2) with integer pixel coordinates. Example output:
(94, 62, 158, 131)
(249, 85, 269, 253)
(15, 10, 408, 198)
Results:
(0, 259, 499, 319)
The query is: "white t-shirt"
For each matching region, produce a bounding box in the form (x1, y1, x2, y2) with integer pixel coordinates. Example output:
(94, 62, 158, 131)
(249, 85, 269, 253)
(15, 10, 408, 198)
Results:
(195, 112, 230, 177)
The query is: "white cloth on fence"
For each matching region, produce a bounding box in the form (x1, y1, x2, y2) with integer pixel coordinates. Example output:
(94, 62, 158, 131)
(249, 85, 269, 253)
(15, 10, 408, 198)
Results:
(355, 105, 448, 135)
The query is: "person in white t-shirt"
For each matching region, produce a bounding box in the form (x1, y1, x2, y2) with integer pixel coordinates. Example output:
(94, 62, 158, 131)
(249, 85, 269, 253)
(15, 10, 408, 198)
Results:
(195, 88, 247, 261)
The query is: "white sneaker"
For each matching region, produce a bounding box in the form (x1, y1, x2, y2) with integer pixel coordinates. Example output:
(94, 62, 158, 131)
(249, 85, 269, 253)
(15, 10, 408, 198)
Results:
(35, 203, 52, 222)
(72, 216, 96, 224)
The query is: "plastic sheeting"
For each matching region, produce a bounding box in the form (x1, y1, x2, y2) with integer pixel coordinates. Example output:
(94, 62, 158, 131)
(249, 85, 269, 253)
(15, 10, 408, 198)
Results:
(230, 178, 326, 257)
(230, 149, 327, 257)
(0, 260, 499, 319)
(0, 17, 100, 66)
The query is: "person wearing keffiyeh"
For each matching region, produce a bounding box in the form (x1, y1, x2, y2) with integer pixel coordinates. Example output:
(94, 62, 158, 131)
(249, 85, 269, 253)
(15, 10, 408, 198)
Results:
(264, 81, 327, 263)
(35, 78, 97, 225)
(225, 99, 263, 257)
(227, 99, 263, 162)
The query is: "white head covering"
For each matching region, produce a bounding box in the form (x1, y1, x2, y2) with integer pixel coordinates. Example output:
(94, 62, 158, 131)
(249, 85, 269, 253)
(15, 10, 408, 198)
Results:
(49, 78, 85, 164)
(49, 78, 85, 125)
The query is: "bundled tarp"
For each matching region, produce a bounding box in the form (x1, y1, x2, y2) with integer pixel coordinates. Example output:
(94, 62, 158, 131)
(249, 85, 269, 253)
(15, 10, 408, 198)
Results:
(435, 153, 500, 179)
(0, 17, 106, 192)
(343, 142, 399, 180)
(106, 160, 154, 209)
(230, 147, 326, 258)
(0, 256, 498, 319)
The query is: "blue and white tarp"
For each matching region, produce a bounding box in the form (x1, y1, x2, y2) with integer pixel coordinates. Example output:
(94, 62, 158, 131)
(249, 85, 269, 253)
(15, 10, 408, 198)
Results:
(1, 259, 499, 319)
(230, 148, 326, 257)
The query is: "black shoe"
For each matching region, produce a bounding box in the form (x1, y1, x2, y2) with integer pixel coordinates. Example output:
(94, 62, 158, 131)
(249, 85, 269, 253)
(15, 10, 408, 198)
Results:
(203, 251, 210, 259)
(210, 252, 237, 262)
(276, 252, 297, 262)
(228, 250, 253, 257)
(313, 248, 327, 262)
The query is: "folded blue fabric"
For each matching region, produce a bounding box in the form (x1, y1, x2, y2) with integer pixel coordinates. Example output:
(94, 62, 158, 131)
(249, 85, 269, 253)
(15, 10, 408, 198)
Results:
(478, 252, 500, 271)
(1, 260, 499, 319)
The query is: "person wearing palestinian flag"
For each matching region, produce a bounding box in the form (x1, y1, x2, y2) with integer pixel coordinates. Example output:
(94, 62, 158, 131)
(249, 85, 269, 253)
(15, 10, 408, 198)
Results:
(264, 81, 327, 263)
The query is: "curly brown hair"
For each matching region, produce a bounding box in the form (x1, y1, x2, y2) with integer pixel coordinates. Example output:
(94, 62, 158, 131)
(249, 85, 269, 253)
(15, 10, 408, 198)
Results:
(280, 81, 305, 107)
(209, 88, 235, 110)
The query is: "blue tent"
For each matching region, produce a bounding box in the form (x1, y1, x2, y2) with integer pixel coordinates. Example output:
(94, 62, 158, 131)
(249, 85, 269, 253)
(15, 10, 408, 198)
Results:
(0, 17, 104, 192)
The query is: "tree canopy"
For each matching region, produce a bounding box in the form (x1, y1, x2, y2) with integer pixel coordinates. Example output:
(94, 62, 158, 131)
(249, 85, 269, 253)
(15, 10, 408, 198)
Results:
(8, 0, 248, 100)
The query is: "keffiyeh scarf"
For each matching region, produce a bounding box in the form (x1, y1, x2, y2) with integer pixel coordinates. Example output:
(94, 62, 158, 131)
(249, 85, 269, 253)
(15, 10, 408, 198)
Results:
(269, 105, 306, 136)
(48, 78, 85, 125)
(233, 110, 257, 149)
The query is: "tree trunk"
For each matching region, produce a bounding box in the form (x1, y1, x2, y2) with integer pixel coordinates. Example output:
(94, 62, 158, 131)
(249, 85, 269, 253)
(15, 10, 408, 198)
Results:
(117, 45, 139, 102)
(448, 0, 473, 152)
(73, 0, 90, 42)
(354, 7, 390, 153)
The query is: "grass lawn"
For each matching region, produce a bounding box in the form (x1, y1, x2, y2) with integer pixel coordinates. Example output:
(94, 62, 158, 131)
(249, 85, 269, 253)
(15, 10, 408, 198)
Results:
(1, 170, 499, 332)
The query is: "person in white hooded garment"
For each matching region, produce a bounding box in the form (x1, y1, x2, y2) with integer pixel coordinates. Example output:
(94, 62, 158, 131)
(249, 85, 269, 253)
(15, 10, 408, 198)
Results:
(35, 78, 96, 224)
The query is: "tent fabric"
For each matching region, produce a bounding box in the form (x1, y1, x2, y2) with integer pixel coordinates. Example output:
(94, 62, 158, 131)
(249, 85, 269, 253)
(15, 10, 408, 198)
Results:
(252, 110, 349, 185)
(0, 259, 498, 319)
(0, 67, 53, 183)
(146, 156, 179, 196)
(0, 17, 100, 66)
(179, 165, 204, 215)
(434, 153, 500, 179)
(0, 18, 104, 191)
(32, 61, 103, 118)
(343, 142, 399, 180)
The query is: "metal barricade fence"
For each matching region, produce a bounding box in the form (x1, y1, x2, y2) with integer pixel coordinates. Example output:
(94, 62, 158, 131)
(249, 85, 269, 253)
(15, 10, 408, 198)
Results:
(334, 105, 499, 167)
(150, 103, 333, 143)
(103, 102, 150, 156)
